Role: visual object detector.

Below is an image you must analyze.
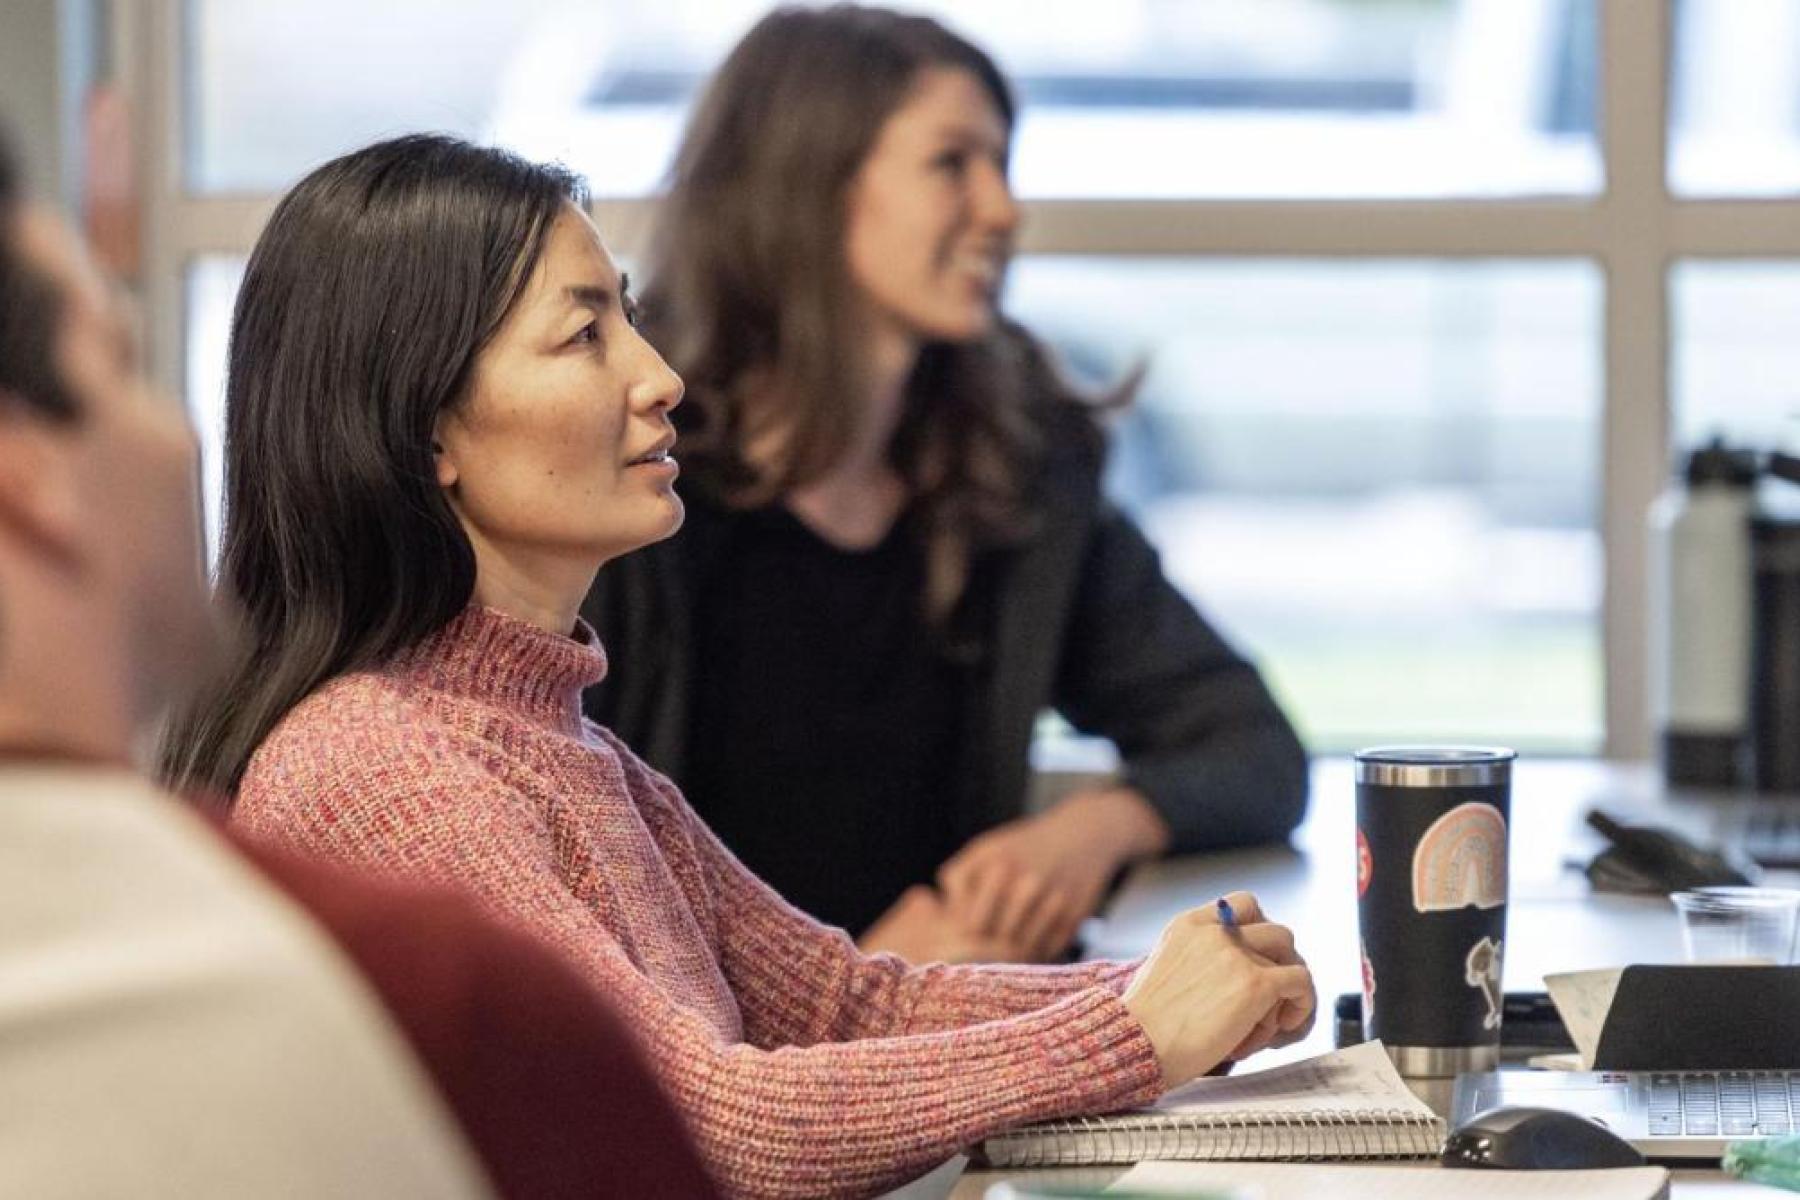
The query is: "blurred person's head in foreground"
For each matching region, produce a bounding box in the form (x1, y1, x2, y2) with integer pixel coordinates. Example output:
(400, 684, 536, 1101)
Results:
(0, 127, 226, 760)
(161, 134, 685, 796)
(642, 2, 1112, 624)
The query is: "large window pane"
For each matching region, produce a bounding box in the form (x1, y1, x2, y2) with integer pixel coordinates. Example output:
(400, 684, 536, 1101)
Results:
(1008, 258, 1604, 753)
(186, 255, 242, 561)
(1671, 261, 1800, 451)
(1669, 0, 1800, 197)
(188, 255, 1603, 750)
(189, 0, 1598, 199)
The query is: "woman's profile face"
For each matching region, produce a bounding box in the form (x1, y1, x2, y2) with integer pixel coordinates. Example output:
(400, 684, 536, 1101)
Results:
(843, 66, 1019, 352)
(434, 203, 685, 573)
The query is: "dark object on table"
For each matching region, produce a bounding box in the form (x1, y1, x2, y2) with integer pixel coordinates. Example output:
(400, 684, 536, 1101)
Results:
(1588, 965, 1800, 1070)
(1752, 452, 1800, 794)
(1333, 991, 1574, 1058)
(1441, 1105, 1647, 1170)
(1585, 809, 1756, 894)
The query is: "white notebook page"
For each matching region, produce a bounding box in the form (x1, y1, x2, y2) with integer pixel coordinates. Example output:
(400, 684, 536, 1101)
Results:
(1112, 1161, 1670, 1199)
(1151, 1040, 1437, 1119)
(1544, 967, 1626, 1069)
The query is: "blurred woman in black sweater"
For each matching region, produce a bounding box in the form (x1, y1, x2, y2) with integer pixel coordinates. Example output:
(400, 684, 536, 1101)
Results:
(582, 4, 1307, 964)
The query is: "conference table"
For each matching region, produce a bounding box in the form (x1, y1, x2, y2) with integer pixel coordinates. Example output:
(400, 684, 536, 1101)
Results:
(951, 757, 1798, 1198)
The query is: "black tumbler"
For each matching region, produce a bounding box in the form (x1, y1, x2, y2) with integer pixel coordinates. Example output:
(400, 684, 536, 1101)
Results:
(1355, 747, 1513, 1077)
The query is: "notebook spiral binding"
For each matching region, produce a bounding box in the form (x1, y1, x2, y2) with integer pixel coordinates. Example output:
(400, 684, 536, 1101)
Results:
(983, 1108, 1445, 1168)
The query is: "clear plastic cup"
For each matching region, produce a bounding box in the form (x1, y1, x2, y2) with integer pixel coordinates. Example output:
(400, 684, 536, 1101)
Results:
(1670, 886, 1800, 964)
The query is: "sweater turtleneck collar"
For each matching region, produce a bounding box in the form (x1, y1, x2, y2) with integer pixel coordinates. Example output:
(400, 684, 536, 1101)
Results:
(387, 604, 606, 736)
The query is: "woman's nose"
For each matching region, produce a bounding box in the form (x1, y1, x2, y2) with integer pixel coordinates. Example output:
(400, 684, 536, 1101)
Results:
(631, 343, 684, 414)
(975, 161, 1020, 235)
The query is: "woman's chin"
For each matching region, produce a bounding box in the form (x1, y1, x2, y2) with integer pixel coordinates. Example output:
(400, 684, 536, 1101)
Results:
(918, 306, 997, 346)
(654, 496, 686, 542)
(585, 499, 686, 568)
(629, 498, 688, 551)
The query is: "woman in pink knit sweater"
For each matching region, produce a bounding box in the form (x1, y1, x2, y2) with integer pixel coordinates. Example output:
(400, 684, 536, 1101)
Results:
(161, 132, 1315, 1199)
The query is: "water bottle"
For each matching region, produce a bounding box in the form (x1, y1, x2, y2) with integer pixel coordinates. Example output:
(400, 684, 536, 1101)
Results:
(1648, 439, 1757, 786)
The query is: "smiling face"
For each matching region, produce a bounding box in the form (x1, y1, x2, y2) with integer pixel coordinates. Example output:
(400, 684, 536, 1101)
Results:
(434, 204, 685, 580)
(843, 66, 1020, 353)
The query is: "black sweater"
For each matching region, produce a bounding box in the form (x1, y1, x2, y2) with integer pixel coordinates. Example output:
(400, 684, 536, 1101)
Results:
(581, 411, 1309, 923)
(677, 504, 968, 934)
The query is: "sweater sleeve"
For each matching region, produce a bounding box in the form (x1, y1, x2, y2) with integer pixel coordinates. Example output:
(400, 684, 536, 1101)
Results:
(607, 731, 1144, 1044)
(239, 719, 1163, 1200)
(1055, 501, 1310, 852)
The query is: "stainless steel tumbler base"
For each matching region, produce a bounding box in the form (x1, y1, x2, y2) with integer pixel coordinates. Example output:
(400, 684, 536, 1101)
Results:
(1383, 1043, 1500, 1078)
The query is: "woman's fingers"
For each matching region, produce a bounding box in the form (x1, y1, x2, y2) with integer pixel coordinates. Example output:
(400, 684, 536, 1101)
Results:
(1235, 921, 1300, 966)
(938, 854, 998, 933)
(1231, 964, 1317, 1060)
(1229, 1011, 1283, 1062)
(1015, 890, 1072, 960)
(1268, 963, 1316, 1027)
(992, 871, 1049, 944)
(1216, 891, 1265, 926)
(1044, 918, 1084, 962)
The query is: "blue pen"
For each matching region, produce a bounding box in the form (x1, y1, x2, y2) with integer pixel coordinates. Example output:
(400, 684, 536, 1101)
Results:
(1216, 896, 1238, 930)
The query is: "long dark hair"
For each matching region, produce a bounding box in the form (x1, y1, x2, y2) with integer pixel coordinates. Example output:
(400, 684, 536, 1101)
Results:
(645, 4, 1112, 626)
(160, 134, 585, 797)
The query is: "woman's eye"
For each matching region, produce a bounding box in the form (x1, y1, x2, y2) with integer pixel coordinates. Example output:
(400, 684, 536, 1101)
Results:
(935, 150, 968, 175)
(572, 321, 599, 345)
(623, 300, 643, 330)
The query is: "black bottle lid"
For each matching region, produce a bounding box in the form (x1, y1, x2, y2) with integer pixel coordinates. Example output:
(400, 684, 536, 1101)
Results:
(1685, 437, 1759, 487)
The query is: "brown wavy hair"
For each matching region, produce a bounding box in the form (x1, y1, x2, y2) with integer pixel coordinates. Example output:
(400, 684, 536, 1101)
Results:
(642, 4, 1115, 627)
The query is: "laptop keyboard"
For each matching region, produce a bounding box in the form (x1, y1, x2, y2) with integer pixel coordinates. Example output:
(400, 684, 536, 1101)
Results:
(1649, 1071, 1800, 1136)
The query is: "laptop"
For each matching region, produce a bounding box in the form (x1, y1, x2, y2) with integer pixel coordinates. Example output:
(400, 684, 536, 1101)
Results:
(1452, 1068, 1800, 1158)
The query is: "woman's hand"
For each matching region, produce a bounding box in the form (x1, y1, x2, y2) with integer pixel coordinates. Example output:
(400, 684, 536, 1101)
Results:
(936, 787, 1170, 961)
(1120, 891, 1316, 1088)
(857, 886, 1035, 964)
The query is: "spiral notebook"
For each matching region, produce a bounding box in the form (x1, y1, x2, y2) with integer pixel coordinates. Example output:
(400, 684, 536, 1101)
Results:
(981, 1041, 1444, 1168)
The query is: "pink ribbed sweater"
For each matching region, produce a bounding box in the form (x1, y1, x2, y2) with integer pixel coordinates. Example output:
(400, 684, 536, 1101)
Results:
(234, 605, 1164, 1199)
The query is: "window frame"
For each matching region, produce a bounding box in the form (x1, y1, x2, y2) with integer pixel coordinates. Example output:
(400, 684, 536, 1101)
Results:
(126, 0, 1800, 759)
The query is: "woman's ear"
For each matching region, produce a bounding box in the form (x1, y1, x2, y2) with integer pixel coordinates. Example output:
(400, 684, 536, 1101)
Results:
(430, 415, 458, 490)
(0, 406, 84, 567)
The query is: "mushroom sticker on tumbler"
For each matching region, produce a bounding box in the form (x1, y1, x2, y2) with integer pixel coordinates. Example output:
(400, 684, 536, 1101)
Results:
(1356, 828, 1373, 898)
(1464, 935, 1504, 1031)
(1411, 802, 1507, 913)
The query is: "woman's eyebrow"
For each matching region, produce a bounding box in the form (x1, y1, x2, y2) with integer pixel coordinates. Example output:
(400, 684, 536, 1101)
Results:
(563, 283, 615, 310)
(933, 122, 1006, 146)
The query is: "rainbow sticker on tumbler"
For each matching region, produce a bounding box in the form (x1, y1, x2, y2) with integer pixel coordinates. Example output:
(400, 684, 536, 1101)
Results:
(1411, 802, 1506, 913)
(1464, 935, 1503, 1031)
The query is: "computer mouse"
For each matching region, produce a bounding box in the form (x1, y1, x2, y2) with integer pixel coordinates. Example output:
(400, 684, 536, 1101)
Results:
(1441, 1105, 1647, 1170)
